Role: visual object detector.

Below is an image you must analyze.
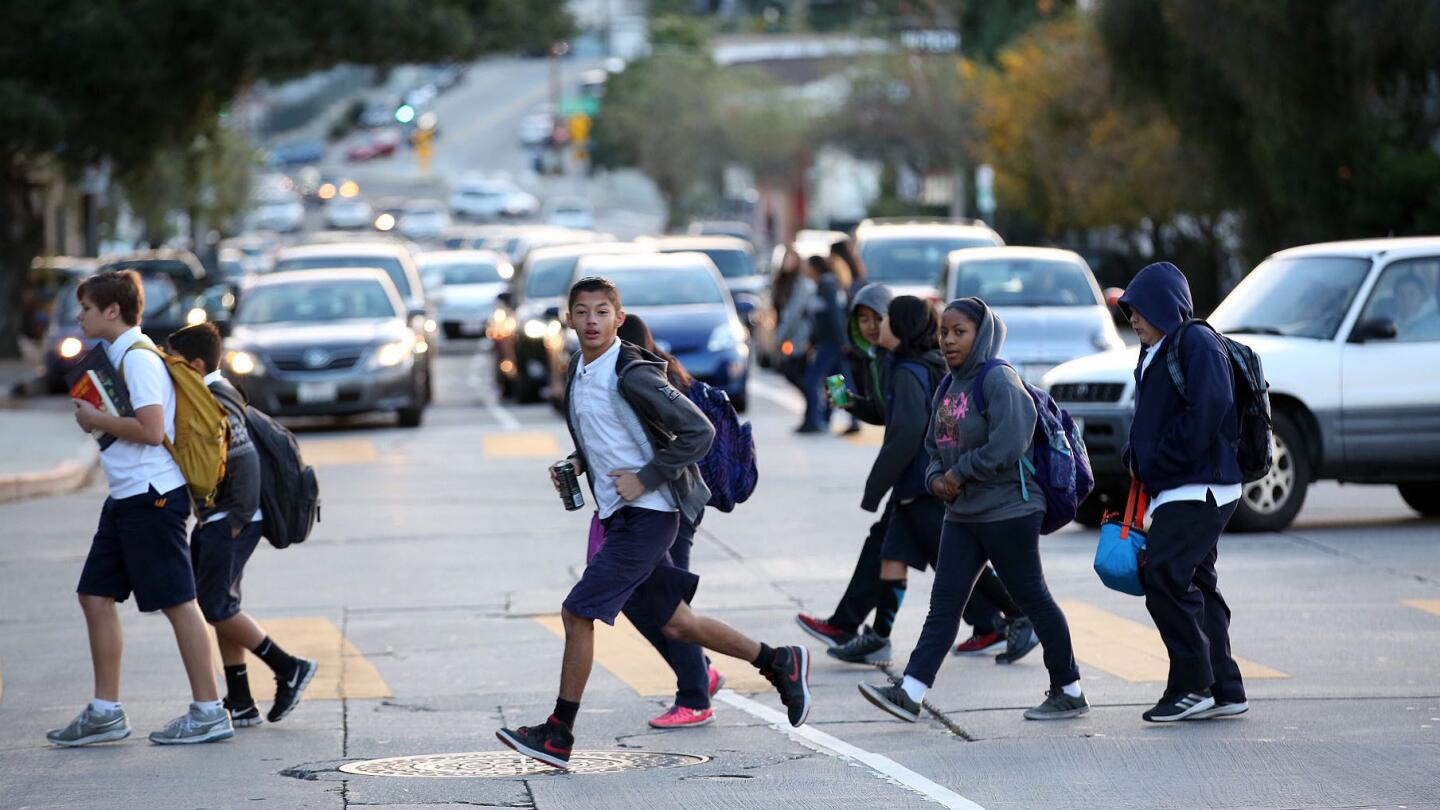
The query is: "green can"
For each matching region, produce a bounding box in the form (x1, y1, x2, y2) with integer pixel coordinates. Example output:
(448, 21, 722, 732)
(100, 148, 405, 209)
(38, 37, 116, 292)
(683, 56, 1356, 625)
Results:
(826, 374, 850, 408)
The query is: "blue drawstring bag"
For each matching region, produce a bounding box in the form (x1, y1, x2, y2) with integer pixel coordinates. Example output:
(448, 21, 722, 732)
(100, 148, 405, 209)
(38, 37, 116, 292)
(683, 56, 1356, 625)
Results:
(1094, 481, 1148, 596)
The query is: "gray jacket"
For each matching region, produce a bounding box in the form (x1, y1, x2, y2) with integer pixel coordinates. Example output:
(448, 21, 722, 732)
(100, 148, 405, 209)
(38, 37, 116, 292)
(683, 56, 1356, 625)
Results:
(203, 378, 261, 532)
(564, 341, 714, 523)
(924, 298, 1045, 523)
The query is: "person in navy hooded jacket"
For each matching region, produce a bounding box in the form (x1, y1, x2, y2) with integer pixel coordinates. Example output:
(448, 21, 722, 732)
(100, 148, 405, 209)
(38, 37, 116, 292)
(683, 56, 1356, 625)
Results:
(1118, 262, 1247, 723)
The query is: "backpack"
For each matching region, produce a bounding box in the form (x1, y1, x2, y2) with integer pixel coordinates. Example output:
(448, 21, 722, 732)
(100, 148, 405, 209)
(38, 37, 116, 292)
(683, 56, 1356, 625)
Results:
(244, 404, 321, 548)
(687, 379, 758, 513)
(1164, 319, 1273, 483)
(121, 343, 228, 508)
(967, 359, 1095, 535)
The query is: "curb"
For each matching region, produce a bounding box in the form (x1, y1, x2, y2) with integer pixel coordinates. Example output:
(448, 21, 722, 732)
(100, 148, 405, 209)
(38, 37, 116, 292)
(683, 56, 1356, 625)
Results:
(0, 444, 98, 503)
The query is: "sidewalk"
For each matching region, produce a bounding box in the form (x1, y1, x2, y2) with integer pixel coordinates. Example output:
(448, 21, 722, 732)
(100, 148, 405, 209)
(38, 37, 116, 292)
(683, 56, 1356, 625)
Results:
(0, 403, 98, 502)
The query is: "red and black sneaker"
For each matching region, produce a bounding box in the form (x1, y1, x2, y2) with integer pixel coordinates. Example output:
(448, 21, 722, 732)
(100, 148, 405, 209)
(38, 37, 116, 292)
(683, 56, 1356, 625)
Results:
(953, 630, 1005, 656)
(496, 716, 574, 770)
(761, 645, 812, 727)
(795, 614, 856, 648)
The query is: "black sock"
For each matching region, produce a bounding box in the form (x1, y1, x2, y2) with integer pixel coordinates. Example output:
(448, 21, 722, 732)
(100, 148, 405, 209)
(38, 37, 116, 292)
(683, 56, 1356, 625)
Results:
(552, 698, 580, 729)
(223, 665, 253, 706)
(872, 579, 908, 638)
(751, 642, 775, 672)
(253, 636, 298, 679)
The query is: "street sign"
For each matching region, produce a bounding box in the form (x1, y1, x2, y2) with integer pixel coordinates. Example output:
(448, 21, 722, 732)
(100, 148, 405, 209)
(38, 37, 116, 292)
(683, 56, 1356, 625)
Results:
(976, 163, 996, 218)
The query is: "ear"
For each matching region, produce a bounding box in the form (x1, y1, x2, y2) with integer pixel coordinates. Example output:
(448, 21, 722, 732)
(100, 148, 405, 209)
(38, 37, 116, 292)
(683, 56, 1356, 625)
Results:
(614, 309, 625, 328)
(184, 357, 207, 376)
(103, 302, 122, 321)
(564, 311, 573, 329)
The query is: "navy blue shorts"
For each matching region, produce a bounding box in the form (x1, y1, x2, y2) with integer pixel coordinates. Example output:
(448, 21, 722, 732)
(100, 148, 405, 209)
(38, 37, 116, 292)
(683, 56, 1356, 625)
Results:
(191, 519, 263, 622)
(881, 495, 945, 572)
(77, 485, 195, 613)
(563, 507, 699, 627)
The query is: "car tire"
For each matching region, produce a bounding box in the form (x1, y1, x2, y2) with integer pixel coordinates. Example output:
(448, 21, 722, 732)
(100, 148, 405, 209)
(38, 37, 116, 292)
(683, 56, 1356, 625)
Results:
(1229, 411, 1310, 533)
(397, 406, 424, 428)
(1397, 483, 1440, 517)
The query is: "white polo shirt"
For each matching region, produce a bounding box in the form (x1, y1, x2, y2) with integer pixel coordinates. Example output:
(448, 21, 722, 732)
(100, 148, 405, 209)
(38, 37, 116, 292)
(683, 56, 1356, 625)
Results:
(101, 326, 186, 500)
(571, 338, 676, 519)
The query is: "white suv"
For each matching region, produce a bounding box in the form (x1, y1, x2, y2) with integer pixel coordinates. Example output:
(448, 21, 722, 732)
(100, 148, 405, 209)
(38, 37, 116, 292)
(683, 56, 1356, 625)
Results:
(854, 218, 1004, 300)
(1043, 237, 1440, 532)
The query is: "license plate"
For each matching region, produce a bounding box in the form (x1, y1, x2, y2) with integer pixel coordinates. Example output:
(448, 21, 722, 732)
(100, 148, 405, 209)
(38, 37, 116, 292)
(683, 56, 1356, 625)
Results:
(461, 320, 485, 335)
(297, 381, 338, 404)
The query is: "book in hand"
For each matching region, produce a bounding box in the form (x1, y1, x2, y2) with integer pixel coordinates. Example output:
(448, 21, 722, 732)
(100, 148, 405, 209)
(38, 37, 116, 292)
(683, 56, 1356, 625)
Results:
(66, 344, 133, 450)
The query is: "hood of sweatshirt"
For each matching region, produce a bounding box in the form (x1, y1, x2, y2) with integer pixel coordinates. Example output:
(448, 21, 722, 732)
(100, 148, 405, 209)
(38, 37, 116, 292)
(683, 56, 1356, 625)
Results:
(944, 296, 1007, 380)
(848, 283, 894, 352)
(1118, 261, 1193, 336)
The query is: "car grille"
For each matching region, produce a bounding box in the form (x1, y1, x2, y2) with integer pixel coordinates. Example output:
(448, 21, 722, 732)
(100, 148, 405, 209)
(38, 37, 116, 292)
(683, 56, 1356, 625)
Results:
(269, 346, 366, 372)
(1050, 382, 1125, 403)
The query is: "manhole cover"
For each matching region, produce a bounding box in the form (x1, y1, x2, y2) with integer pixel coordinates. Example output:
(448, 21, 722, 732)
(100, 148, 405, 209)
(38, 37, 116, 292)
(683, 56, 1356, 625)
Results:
(338, 751, 710, 778)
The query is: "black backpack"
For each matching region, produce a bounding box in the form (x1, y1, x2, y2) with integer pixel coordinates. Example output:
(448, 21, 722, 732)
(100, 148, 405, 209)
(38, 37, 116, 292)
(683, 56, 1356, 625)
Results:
(1164, 319, 1273, 483)
(244, 405, 321, 549)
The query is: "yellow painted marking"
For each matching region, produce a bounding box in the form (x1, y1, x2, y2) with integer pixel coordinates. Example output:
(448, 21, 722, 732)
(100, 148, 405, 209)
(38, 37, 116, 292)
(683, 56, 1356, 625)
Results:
(534, 614, 772, 696)
(843, 425, 885, 447)
(483, 432, 562, 459)
(1404, 599, 1440, 617)
(1060, 601, 1287, 683)
(212, 617, 390, 701)
(299, 438, 378, 467)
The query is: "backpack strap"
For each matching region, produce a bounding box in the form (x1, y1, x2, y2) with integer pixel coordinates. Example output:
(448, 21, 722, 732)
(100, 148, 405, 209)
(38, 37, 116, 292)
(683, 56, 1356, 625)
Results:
(969, 359, 1012, 417)
(929, 372, 953, 413)
(1163, 318, 1212, 401)
(118, 342, 179, 456)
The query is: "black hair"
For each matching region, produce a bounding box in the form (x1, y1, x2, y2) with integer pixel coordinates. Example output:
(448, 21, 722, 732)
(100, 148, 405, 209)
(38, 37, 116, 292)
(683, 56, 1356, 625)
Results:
(567, 276, 621, 310)
(616, 313, 693, 389)
(888, 295, 939, 358)
(167, 322, 224, 373)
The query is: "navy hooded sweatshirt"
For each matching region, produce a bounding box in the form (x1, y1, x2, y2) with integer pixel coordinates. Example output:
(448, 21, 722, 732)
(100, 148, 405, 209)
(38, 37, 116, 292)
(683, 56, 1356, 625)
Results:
(1119, 262, 1242, 497)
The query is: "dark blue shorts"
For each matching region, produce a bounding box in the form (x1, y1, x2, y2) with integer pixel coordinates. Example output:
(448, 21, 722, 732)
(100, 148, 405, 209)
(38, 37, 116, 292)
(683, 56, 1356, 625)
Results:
(77, 485, 194, 613)
(563, 507, 699, 627)
(191, 519, 263, 622)
(881, 495, 945, 572)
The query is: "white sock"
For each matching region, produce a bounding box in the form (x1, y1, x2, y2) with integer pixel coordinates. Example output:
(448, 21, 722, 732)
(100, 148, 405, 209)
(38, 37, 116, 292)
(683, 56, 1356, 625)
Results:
(89, 699, 122, 714)
(900, 675, 928, 704)
(192, 700, 223, 714)
(1061, 680, 1083, 698)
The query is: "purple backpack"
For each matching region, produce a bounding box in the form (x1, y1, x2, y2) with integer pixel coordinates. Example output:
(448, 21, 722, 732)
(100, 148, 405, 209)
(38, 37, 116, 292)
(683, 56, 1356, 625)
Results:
(969, 359, 1095, 534)
(688, 380, 758, 512)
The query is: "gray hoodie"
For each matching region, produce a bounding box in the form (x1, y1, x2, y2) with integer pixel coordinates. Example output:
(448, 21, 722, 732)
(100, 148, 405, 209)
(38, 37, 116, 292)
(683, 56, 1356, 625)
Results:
(924, 297, 1045, 524)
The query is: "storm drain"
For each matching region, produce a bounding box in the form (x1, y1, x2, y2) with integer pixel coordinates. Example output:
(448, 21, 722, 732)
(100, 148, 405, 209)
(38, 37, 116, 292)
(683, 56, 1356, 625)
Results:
(338, 751, 710, 778)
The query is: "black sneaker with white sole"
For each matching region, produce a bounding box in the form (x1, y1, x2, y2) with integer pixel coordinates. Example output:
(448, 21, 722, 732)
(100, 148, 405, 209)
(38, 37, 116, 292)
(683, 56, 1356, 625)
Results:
(1023, 687, 1090, 720)
(268, 658, 318, 723)
(224, 698, 263, 728)
(1190, 700, 1248, 720)
(1142, 689, 1215, 722)
(857, 680, 922, 723)
(761, 645, 812, 727)
(826, 629, 893, 666)
(496, 716, 574, 770)
(995, 617, 1040, 665)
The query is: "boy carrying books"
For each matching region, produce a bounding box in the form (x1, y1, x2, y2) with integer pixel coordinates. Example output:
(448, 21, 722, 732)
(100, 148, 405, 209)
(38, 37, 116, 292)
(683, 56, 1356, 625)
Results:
(46, 270, 235, 747)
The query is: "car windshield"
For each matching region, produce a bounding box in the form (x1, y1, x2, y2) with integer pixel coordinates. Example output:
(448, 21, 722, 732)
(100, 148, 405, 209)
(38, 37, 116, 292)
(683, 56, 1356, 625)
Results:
(54, 284, 83, 321)
(140, 276, 179, 316)
(524, 256, 579, 298)
(675, 248, 754, 279)
(237, 280, 396, 325)
(274, 256, 413, 300)
(950, 259, 1100, 306)
(860, 237, 998, 283)
(1209, 255, 1372, 339)
(433, 262, 503, 285)
(606, 267, 725, 307)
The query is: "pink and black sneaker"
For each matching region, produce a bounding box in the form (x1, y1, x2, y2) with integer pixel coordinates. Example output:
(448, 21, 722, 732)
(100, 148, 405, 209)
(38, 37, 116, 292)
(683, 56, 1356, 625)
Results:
(708, 666, 726, 697)
(648, 705, 715, 729)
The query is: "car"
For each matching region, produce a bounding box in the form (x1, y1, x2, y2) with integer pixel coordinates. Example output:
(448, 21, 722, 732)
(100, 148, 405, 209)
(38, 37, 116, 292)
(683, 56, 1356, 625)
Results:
(324, 197, 374, 230)
(417, 249, 514, 338)
(40, 278, 100, 393)
(647, 235, 772, 360)
(397, 200, 451, 242)
(266, 139, 326, 168)
(769, 229, 846, 274)
(346, 129, 400, 162)
(504, 226, 612, 268)
(220, 234, 278, 274)
(687, 220, 756, 246)
(23, 255, 93, 340)
(441, 224, 519, 250)
(223, 269, 429, 427)
(557, 252, 750, 411)
(1043, 237, 1440, 532)
(491, 241, 651, 403)
(854, 218, 1005, 300)
(359, 99, 401, 129)
(543, 197, 596, 230)
(217, 249, 254, 283)
(252, 188, 306, 233)
(939, 247, 1124, 384)
(450, 177, 538, 221)
(519, 110, 554, 146)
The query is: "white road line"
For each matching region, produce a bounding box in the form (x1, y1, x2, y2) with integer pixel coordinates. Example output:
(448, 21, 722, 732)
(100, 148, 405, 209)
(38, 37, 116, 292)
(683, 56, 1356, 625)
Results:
(714, 691, 986, 810)
(467, 349, 521, 431)
(748, 374, 806, 415)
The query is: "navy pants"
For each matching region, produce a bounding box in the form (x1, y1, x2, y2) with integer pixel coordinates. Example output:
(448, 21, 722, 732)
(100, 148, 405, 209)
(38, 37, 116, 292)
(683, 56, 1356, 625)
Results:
(803, 342, 847, 430)
(625, 513, 710, 710)
(904, 512, 1080, 689)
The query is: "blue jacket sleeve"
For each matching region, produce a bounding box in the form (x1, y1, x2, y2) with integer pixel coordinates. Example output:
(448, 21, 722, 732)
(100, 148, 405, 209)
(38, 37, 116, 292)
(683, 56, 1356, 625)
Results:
(1146, 328, 1234, 482)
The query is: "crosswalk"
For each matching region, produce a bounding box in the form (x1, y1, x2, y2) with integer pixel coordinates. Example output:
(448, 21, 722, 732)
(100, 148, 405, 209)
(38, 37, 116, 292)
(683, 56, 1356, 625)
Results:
(210, 617, 390, 701)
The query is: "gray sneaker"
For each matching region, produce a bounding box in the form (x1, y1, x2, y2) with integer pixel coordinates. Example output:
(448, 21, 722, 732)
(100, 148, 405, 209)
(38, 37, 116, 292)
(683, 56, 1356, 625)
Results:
(148, 705, 235, 745)
(1023, 687, 1091, 720)
(46, 705, 132, 747)
(996, 617, 1040, 665)
(858, 680, 922, 723)
(826, 629, 893, 666)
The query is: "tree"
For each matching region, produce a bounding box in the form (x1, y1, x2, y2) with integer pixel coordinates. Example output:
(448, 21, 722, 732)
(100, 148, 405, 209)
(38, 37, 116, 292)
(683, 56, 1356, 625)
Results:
(0, 0, 572, 357)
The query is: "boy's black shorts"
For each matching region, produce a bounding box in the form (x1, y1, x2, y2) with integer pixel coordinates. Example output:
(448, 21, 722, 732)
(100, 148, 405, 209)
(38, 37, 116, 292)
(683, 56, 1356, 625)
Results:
(563, 507, 699, 627)
(191, 519, 263, 622)
(77, 485, 195, 613)
(881, 494, 945, 572)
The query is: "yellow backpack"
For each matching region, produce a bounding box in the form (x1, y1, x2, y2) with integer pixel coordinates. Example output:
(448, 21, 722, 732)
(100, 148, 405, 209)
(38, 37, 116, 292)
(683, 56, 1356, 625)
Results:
(122, 343, 229, 508)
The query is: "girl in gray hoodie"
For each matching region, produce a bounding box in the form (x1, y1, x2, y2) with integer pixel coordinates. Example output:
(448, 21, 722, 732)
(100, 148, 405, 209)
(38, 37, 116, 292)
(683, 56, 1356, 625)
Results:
(859, 297, 1088, 723)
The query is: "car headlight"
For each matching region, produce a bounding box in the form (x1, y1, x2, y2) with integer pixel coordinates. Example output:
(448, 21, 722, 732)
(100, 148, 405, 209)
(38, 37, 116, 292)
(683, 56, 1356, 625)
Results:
(375, 337, 415, 368)
(707, 323, 742, 352)
(227, 350, 260, 376)
(523, 319, 547, 339)
(186, 307, 208, 326)
(59, 337, 84, 359)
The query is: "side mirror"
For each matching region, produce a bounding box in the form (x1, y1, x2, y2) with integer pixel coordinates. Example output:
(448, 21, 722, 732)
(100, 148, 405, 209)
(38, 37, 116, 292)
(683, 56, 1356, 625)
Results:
(1350, 317, 1398, 343)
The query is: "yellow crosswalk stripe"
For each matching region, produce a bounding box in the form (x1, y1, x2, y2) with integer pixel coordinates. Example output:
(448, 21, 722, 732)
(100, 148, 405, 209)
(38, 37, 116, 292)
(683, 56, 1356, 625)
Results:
(298, 438, 378, 467)
(483, 432, 562, 459)
(1059, 601, 1288, 683)
(1404, 599, 1440, 617)
(843, 425, 884, 447)
(211, 617, 390, 701)
(533, 614, 772, 696)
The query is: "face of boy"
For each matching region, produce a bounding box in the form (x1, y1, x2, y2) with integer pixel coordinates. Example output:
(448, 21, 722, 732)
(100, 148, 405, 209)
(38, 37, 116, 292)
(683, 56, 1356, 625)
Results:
(939, 309, 977, 369)
(76, 295, 121, 340)
(567, 290, 624, 357)
(856, 307, 882, 344)
(1127, 308, 1165, 347)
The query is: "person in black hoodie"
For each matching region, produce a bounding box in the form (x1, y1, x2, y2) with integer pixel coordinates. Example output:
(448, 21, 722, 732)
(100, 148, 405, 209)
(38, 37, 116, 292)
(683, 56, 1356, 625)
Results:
(799, 255, 850, 433)
(1118, 262, 1247, 723)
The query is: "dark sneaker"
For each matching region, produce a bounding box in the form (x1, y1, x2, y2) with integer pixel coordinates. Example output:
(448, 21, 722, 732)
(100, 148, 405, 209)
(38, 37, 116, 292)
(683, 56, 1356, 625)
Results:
(761, 645, 811, 727)
(795, 423, 824, 435)
(1190, 700, 1249, 720)
(826, 629, 893, 666)
(996, 617, 1040, 665)
(225, 698, 263, 728)
(268, 657, 318, 723)
(148, 705, 234, 745)
(496, 716, 574, 769)
(1023, 688, 1091, 720)
(857, 680, 921, 723)
(953, 629, 1005, 655)
(795, 613, 856, 647)
(1142, 690, 1215, 723)
(45, 705, 131, 747)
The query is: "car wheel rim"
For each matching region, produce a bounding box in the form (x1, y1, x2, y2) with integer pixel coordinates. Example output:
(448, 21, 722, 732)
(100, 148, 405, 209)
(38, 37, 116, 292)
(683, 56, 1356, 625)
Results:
(1243, 431, 1294, 515)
